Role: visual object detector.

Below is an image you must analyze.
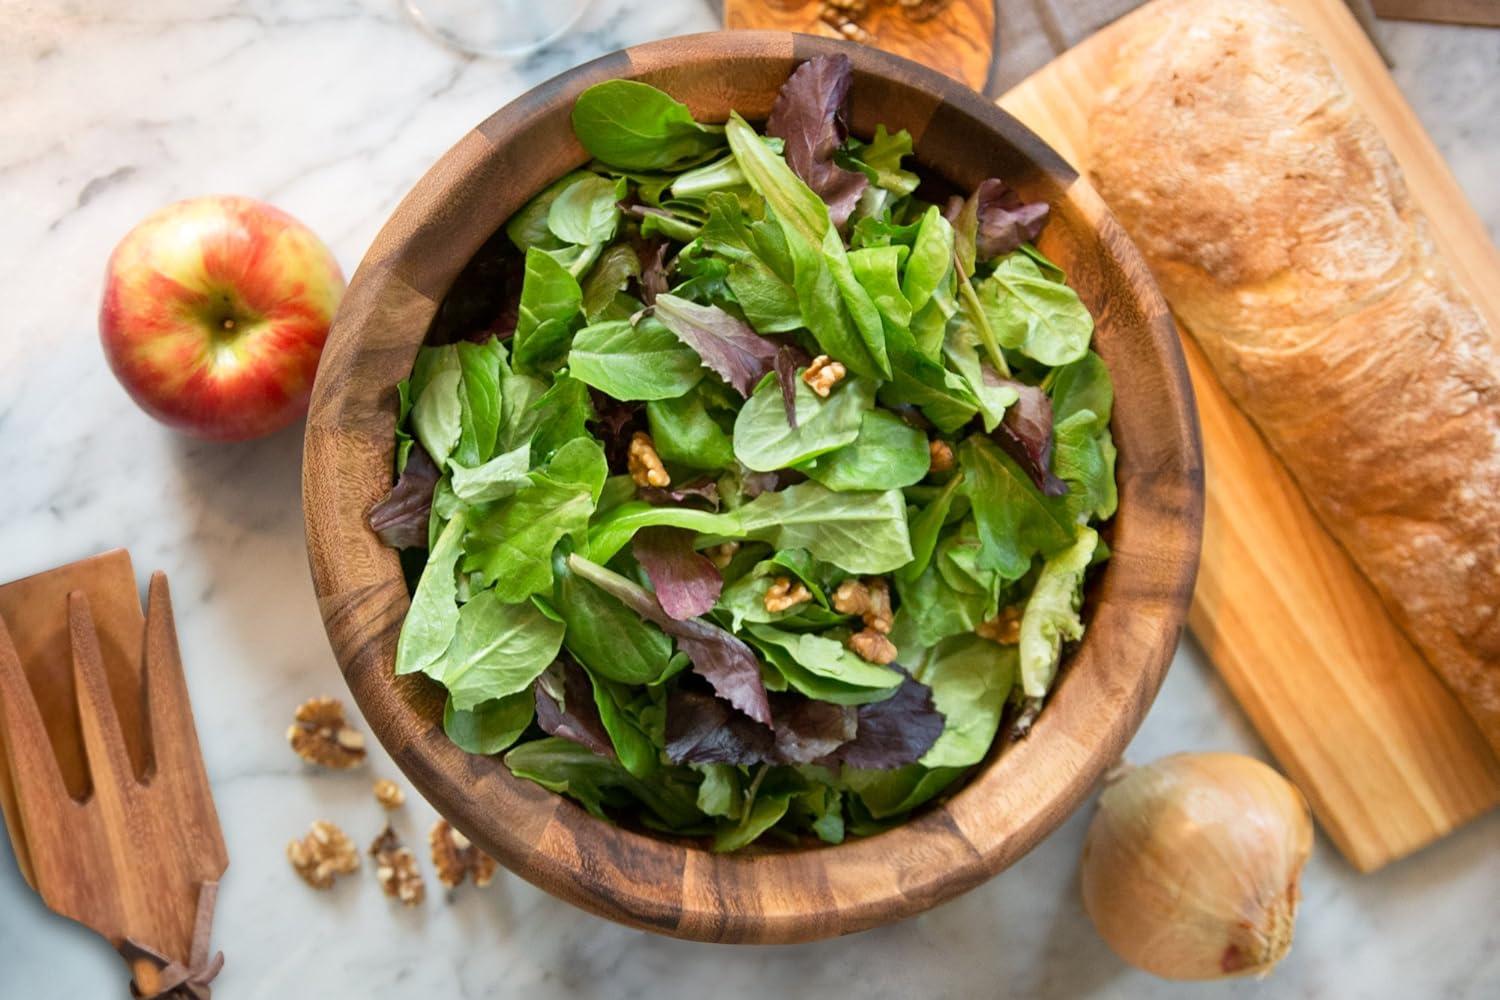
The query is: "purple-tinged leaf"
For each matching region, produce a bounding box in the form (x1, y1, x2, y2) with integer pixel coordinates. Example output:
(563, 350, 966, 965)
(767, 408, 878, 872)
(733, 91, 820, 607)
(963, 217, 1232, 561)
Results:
(638, 238, 670, 306)
(589, 389, 644, 471)
(568, 554, 772, 725)
(534, 660, 615, 758)
(971, 179, 1050, 260)
(653, 294, 780, 397)
(769, 693, 856, 764)
(773, 343, 811, 429)
(638, 477, 721, 511)
(766, 54, 869, 229)
(367, 444, 439, 549)
(665, 689, 773, 765)
(632, 526, 723, 620)
(991, 380, 1068, 496)
(740, 468, 781, 499)
(819, 672, 944, 770)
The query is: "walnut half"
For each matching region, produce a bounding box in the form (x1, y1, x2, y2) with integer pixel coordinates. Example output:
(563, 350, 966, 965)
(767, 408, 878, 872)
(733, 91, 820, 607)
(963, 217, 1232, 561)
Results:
(764, 576, 812, 613)
(833, 577, 893, 633)
(627, 432, 670, 488)
(848, 628, 898, 665)
(287, 820, 360, 889)
(977, 605, 1023, 645)
(286, 696, 366, 769)
(373, 778, 405, 809)
(802, 355, 848, 398)
(370, 826, 425, 907)
(430, 819, 498, 889)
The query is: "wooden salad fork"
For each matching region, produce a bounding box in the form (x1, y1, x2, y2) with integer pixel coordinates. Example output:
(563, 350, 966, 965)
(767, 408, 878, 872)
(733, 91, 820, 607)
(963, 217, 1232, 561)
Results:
(0, 569, 227, 999)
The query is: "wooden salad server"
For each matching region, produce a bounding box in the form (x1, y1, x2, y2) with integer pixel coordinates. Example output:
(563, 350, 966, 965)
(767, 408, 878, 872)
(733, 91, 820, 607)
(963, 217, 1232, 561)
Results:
(0, 552, 228, 998)
(724, 0, 997, 92)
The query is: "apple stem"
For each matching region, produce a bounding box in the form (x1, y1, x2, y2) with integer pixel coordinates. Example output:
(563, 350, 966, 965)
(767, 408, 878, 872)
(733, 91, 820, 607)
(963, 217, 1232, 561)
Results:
(222, 318, 235, 330)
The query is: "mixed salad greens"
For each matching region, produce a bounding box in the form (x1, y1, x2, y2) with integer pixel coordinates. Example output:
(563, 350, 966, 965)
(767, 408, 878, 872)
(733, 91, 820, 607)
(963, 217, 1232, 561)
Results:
(367, 56, 1117, 850)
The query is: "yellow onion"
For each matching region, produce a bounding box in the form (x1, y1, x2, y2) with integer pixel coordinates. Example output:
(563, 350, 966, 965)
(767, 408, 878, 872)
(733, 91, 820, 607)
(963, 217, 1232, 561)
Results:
(1079, 752, 1313, 980)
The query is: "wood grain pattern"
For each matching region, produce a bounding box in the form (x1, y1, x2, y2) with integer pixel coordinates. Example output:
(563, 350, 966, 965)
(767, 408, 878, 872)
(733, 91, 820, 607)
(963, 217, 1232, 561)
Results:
(0, 562, 227, 994)
(724, 0, 997, 92)
(1372, 0, 1500, 26)
(302, 32, 1202, 942)
(999, 0, 1500, 873)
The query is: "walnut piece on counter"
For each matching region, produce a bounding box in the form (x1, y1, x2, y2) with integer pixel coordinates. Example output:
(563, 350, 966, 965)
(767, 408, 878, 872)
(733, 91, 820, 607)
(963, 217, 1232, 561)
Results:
(287, 820, 360, 889)
(832, 577, 893, 634)
(628, 431, 670, 488)
(764, 576, 813, 613)
(373, 778, 405, 809)
(430, 819, 498, 889)
(802, 355, 848, 398)
(928, 438, 955, 474)
(286, 696, 366, 769)
(370, 826, 425, 907)
(848, 628, 899, 665)
(977, 605, 1024, 645)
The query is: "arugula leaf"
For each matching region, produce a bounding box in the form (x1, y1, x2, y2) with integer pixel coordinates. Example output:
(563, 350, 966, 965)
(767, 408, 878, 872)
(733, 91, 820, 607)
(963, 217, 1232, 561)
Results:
(571, 80, 725, 172)
(422, 589, 564, 710)
(958, 436, 1073, 580)
(463, 438, 605, 600)
(842, 124, 920, 197)
(632, 526, 723, 621)
(554, 550, 674, 685)
(979, 251, 1093, 367)
(800, 409, 929, 492)
(765, 54, 869, 229)
(910, 634, 1016, 768)
(733, 373, 872, 472)
(568, 554, 772, 725)
(395, 514, 468, 676)
(547, 174, 624, 246)
(653, 293, 780, 397)
(512, 247, 583, 374)
(646, 386, 736, 470)
(443, 690, 534, 755)
(579, 244, 641, 321)
(568, 316, 705, 401)
(1018, 526, 1096, 698)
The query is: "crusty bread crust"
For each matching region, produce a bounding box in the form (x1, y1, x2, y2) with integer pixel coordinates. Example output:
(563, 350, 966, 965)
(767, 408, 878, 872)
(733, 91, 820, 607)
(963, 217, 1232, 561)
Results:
(1088, 0, 1500, 751)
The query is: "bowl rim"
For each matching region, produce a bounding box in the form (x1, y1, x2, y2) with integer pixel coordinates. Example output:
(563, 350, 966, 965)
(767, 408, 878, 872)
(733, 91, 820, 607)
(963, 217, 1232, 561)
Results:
(303, 30, 1203, 943)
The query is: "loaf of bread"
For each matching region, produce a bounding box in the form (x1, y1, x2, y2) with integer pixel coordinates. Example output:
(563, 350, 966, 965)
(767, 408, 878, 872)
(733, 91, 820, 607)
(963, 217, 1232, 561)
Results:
(1088, 0, 1500, 752)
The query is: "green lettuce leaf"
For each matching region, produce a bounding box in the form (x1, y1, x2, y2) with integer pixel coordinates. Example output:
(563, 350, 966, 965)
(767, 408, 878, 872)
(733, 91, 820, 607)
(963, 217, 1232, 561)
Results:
(1018, 526, 1097, 697)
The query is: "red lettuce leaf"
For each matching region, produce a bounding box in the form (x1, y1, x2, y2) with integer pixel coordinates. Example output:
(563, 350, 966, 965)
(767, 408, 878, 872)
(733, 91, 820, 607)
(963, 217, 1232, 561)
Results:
(773, 343, 811, 429)
(534, 660, 615, 759)
(653, 294, 780, 397)
(766, 54, 869, 229)
(567, 554, 772, 725)
(991, 379, 1068, 497)
(588, 389, 645, 472)
(638, 477, 721, 511)
(367, 444, 439, 549)
(818, 671, 944, 770)
(664, 689, 856, 766)
(638, 238, 670, 306)
(631, 526, 724, 620)
(971, 178, 1050, 260)
(739, 468, 782, 499)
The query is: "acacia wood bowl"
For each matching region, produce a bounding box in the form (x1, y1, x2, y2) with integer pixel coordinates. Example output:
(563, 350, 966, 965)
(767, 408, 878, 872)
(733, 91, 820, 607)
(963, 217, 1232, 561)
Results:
(302, 31, 1203, 943)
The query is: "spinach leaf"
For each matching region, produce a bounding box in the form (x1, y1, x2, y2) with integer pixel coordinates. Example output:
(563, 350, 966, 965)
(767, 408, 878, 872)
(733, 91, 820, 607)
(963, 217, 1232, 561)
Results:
(694, 763, 743, 818)
(589, 674, 660, 778)
(944, 318, 1019, 432)
(732, 373, 872, 472)
(527, 372, 594, 466)
(443, 689, 535, 755)
(505, 737, 703, 828)
(1018, 526, 1096, 698)
(579, 244, 641, 322)
(713, 784, 794, 852)
(653, 293, 780, 397)
(896, 471, 964, 586)
(958, 436, 1073, 580)
(568, 316, 705, 401)
(453, 339, 504, 467)
(699, 193, 800, 333)
(547, 174, 624, 246)
(512, 247, 583, 375)
(423, 589, 564, 710)
(979, 251, 1093, 367)
(1049, 350, 1113, 430)
(800, 409, 929, 492)
(395, 513, 467, 677)
(571, 80, 725, 172)
(411, 365, 462, 470)
(506, 171, 593, 252)
(910, 634, 1015, 768)
(842, 764, 964, 819)
(463, 438, 605, 600)
(646, 386, 736, 470)
(554, 550, 674, 685)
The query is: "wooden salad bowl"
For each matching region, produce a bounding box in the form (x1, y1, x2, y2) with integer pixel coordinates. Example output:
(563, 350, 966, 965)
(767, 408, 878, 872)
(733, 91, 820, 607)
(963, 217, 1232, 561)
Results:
(302, 31, 1203, 943)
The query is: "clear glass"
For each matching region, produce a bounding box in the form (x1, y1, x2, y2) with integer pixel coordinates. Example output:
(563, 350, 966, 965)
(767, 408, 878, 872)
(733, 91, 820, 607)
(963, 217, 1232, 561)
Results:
(403, 0, 595, 58)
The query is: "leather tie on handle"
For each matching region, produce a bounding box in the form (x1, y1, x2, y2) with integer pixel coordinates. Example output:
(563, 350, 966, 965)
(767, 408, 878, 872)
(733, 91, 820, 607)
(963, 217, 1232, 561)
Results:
(119, 881, 224, 1000)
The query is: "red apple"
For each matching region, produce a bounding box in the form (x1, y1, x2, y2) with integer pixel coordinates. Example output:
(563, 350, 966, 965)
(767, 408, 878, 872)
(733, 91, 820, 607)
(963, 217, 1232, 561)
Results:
(100, 195, 345, 441)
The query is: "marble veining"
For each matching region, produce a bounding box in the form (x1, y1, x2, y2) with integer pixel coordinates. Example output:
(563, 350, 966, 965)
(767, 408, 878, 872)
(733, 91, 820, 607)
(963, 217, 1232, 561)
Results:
(1, 3, 1497, 997)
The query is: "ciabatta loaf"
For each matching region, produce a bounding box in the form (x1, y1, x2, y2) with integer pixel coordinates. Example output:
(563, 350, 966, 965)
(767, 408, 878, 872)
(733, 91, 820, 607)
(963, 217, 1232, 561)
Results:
(1088, 0, 1500, 752)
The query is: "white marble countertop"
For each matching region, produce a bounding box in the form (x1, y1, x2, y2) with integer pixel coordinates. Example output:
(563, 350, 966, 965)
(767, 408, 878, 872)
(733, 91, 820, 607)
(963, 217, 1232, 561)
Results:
(1, 2, 1497, 997)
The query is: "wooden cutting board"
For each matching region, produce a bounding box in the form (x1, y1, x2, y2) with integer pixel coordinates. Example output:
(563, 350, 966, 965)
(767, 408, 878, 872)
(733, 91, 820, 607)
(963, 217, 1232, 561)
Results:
(1000, 0, 1500, 872)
